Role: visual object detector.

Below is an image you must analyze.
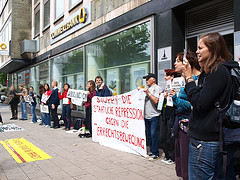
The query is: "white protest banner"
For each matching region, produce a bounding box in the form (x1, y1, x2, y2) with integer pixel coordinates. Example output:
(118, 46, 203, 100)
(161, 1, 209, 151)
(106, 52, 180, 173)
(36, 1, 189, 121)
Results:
(172, 77, 183, 96)
(41, 94, 49, 103)
(67, 89, 88, 105)
(92, 89, 147, 157)
(40, 105, 49, 113)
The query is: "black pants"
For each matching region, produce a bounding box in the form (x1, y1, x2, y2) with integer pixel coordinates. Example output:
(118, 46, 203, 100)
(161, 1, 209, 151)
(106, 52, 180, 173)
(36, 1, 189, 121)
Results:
(159, 115, 175, 161)
(85, 107, 92, 135)
(10, 103, 18, 118)
(50, 106, 59, 127)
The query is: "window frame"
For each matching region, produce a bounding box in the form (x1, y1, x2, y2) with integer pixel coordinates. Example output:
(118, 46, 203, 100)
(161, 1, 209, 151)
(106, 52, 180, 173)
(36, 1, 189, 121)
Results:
(55, 0, 64, 20)
(43, 0, 50, 29)
(34, 5, 40, 37)
(69, 0, 82, 11)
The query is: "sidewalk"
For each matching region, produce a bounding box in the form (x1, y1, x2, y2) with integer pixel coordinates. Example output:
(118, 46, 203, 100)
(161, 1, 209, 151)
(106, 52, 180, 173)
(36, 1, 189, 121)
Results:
(0, 103, 177, 180)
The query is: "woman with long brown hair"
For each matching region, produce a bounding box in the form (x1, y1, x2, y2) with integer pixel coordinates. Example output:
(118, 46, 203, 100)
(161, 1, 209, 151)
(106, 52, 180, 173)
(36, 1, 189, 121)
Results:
(83, 80, 96, 137)
(183, 32, 235, 179)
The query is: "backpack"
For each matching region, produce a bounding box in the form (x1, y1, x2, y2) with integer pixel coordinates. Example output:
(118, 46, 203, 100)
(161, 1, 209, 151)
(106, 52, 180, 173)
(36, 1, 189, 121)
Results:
(214, 60, 240, 176)
(215, 61, 240, 129)
(102, 85, 113, 96)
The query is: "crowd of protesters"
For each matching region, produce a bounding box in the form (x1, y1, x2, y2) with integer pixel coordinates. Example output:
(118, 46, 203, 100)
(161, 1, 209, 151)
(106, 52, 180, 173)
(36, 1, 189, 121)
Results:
(5, 32, 240, 179)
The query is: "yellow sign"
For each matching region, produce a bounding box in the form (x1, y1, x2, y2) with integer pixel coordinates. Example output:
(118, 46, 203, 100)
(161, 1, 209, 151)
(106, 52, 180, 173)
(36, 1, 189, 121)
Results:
(0, 43, 7, 50)
(0, 138, 52, 163)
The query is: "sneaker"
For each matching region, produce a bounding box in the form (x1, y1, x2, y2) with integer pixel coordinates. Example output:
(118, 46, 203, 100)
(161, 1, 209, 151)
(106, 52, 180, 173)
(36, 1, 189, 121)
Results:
(165, 159, 175, 165)
(45, 125, 49, 128)
(161, 158, 169, 163)
(147, 153, 153, 158)
(29, 122, 36, 124)
(0, 122, 3, 126)
(149, 155, 159, 161)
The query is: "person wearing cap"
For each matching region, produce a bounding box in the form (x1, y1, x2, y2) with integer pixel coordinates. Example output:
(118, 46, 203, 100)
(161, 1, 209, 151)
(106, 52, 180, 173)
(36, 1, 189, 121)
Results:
(141, 73, 162, 161)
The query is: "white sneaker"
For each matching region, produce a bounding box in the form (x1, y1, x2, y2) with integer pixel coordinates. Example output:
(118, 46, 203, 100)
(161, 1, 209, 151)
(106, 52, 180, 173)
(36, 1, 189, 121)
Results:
(45, 125, 49, 128)
(0, 122, 3, 126)
(29, 122, 34, 124)
(161, 158, 169, 163)
(165, 159, 175, 165)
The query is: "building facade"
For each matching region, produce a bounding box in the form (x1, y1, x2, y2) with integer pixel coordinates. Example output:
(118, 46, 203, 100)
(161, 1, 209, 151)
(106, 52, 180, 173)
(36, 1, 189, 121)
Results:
(0, 0, 239, 116)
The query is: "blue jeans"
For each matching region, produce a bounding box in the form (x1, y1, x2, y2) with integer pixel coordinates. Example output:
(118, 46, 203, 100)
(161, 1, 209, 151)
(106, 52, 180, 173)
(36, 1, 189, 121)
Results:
(213, 143, 238, 180)
(20, 101, 27, 119)
(62, 104, 71, 128)
(189, 139, 220, 180)
(30, 105, 37, 122)
(145, 116, 160, 156)
(43, 113, 51, 126)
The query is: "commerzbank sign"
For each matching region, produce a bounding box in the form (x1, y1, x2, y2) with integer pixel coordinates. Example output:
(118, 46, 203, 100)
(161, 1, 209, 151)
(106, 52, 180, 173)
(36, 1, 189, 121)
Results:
(50, 2, 91, 45)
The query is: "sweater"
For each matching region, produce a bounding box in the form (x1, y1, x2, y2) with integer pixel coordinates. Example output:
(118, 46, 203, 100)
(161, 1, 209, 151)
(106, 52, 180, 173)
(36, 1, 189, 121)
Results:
(48, 88, 60, 107)
(84, 91, 95, 108)
(185, 63, 232, 141)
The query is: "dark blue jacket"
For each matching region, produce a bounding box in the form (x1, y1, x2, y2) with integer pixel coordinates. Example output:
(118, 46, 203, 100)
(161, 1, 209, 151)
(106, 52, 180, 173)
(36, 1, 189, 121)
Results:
(95, 84, 112, 97)
(48, 88, 60, 106)
(29, 91, 37, 106)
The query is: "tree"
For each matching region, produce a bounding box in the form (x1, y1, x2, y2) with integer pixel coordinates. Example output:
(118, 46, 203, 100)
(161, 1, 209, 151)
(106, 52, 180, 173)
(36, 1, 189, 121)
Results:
(0, 73, 7, 86)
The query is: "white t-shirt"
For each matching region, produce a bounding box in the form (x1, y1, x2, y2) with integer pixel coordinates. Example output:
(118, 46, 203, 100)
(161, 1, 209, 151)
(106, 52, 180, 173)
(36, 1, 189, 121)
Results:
(144, 84, 162, 119)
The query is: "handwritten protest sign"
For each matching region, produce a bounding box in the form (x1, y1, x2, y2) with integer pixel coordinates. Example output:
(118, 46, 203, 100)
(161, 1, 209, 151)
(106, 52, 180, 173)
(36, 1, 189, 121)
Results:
(92, 90, 147, 157)
(67, 89, 88, 106)
(172, 77, 183, 96)
(41, 94, 50, 104)
(165, 80, 173, 107)
(24, 96, 34, 103)
(40, 105, 49, 113)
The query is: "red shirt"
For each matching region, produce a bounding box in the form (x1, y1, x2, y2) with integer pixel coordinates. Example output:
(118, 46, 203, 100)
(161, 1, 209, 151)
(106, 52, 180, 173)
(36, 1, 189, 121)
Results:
(84, 91, 95, 108)
(58, 90, 71, 105)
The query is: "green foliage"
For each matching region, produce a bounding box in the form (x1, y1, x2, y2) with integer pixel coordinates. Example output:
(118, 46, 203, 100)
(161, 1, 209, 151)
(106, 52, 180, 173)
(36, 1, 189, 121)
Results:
(0, 73, 7, 86)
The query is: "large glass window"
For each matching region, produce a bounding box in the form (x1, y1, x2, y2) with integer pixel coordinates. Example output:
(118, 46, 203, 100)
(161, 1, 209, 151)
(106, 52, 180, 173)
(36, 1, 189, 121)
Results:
(52, 47, 84, 90)
(34, 6, 40, 36)
(17, 69, 30, 89)
(55, 0, 64, 19)
(43, 0, 50, 28)
(86, 21, 151, 95)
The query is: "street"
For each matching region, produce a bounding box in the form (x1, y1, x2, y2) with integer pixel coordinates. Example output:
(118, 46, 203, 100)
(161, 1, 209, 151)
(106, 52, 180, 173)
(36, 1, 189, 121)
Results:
(0, 103, 177, 180)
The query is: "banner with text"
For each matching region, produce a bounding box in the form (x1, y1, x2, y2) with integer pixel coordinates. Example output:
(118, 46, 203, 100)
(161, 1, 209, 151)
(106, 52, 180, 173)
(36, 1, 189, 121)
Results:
(67, 89, 88, 106)
(92, 89, 147, 157)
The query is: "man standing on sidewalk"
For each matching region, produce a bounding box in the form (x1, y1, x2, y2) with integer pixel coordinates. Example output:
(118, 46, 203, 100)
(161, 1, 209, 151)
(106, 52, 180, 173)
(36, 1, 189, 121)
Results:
(9, 86, 20, 120)
(142, 73, 162, 161)
(49, 81, 60, 129)
(17, 85, 28, 120)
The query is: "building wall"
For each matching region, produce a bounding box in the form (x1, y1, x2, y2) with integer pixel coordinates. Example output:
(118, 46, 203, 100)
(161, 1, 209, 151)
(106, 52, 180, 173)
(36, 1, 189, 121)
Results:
(34, 0, 150, 58)
(11, 0, 32, 59)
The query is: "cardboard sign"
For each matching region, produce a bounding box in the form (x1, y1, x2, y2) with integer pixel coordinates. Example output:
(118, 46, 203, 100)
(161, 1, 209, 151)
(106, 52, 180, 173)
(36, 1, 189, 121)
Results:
(92, 90, 147, 157)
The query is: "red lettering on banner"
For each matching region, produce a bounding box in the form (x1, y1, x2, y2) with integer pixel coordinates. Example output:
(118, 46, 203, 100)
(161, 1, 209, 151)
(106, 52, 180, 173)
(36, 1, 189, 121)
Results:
(115, 107, 143, 120)
(121, 120, 128, 129)
(96, 126, 145, 150)
(97, 96, 118, 105)
(121, 95, 132, 104)
(105, 117, 119, 126)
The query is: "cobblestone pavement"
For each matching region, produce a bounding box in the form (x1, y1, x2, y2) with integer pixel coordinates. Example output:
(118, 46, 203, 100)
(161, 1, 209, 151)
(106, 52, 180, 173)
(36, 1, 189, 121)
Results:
(0, 103, 177, 180)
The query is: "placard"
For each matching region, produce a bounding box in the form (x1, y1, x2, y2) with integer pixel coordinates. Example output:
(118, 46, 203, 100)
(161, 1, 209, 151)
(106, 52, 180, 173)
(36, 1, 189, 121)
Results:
(41, 94, 50, 103)
(40, 105, 49, 113)
(92, 89, 147, 157)
(107, 68, 119, 96)
(24, 96, 34, 103)
(67, 89, 88, 104)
